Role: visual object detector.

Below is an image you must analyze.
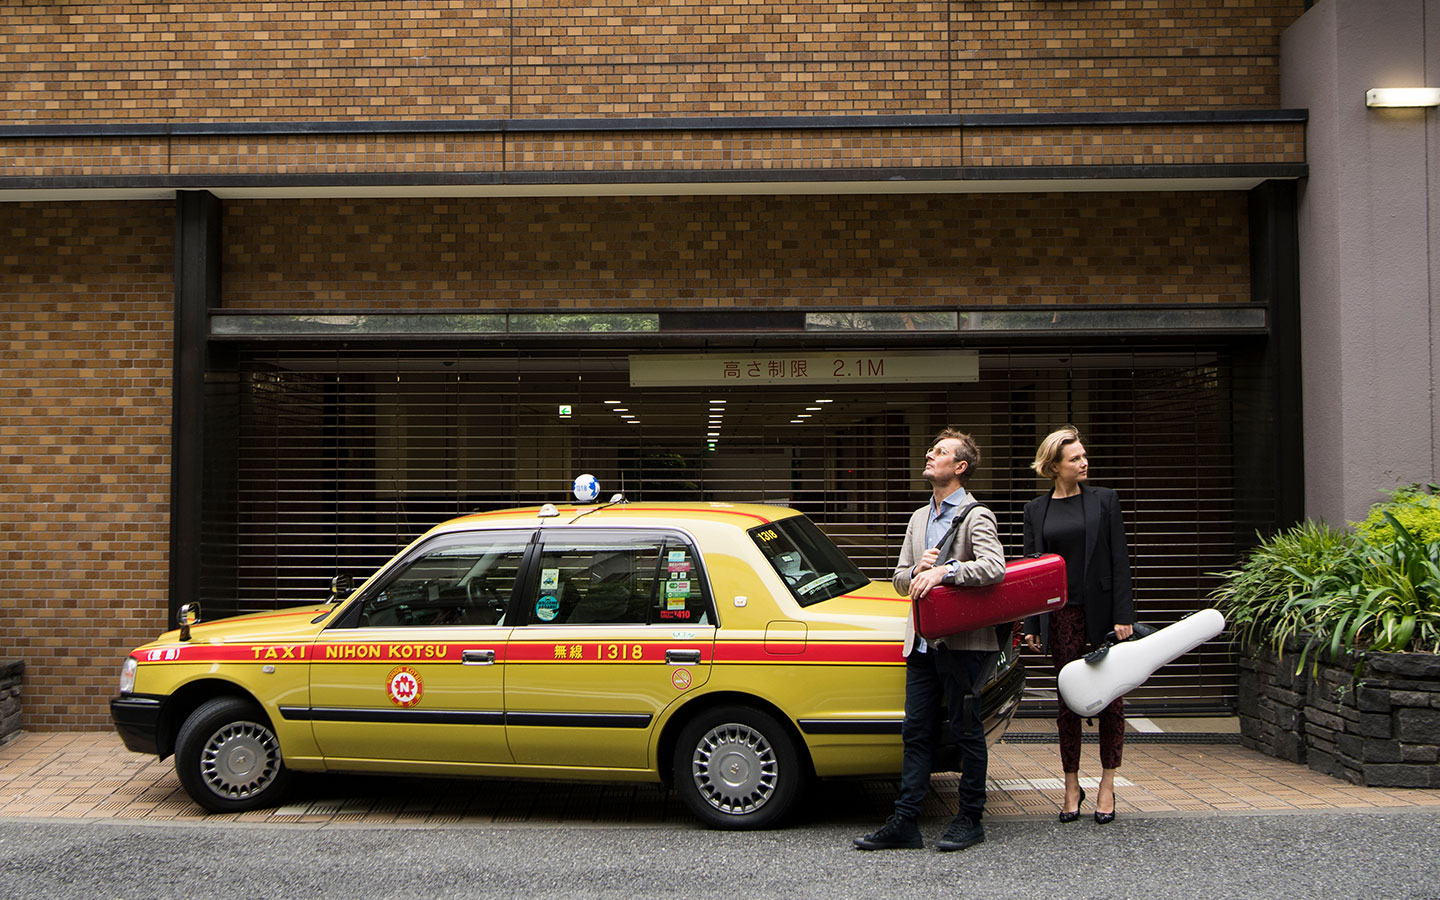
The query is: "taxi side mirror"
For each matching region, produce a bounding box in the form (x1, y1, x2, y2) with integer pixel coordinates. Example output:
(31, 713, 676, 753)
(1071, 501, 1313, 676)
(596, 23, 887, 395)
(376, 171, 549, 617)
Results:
(177, 602, 201, 642)
(329, 574, 352, 602)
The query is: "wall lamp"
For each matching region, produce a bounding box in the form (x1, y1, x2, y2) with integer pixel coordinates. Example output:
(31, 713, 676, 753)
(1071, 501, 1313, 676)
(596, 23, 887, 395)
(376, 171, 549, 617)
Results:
(1366, 88, 1440, 108)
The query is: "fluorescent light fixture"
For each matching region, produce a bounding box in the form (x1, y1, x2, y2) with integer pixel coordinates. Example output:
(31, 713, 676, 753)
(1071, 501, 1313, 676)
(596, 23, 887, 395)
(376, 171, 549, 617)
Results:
(1366, 88, 1440, 108)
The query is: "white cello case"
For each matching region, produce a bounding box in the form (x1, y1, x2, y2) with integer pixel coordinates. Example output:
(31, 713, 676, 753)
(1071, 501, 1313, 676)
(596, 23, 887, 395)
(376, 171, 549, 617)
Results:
(1056, 608, 1226, 717)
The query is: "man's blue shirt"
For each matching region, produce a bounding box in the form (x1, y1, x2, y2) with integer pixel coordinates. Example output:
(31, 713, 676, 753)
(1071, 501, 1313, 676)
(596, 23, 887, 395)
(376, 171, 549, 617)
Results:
(925, 486, 970, 550)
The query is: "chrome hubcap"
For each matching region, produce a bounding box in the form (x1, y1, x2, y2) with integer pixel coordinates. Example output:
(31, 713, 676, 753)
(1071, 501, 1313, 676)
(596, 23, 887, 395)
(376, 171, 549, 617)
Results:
(200, 721, 281, 800)
(690, 722, 778, 816)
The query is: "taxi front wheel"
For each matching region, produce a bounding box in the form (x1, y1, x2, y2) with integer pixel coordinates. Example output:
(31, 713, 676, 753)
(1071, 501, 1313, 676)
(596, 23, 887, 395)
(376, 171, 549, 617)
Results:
(672, 705, 806, 830)
(175, 696, 292, 813)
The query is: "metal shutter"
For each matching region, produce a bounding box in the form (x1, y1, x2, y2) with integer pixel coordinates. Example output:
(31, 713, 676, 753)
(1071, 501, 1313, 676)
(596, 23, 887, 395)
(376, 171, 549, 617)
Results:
(214, 346, 1250, 713)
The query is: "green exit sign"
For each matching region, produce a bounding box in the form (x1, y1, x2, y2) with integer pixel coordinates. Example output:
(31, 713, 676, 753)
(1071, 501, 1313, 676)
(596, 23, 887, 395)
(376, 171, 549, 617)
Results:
(558, 405, 573, 418)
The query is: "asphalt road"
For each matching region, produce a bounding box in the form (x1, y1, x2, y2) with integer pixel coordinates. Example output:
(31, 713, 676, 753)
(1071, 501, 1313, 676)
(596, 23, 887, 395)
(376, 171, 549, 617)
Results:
(2, 810, 1438, 900)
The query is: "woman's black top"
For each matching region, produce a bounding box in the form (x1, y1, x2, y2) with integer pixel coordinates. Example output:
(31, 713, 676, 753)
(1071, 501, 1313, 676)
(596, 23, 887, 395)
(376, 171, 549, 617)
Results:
(1041, 494, 1086, 605)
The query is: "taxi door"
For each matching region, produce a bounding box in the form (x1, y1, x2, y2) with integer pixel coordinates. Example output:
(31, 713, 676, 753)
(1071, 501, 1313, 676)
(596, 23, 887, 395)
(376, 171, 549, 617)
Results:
(504, 529, 715, 770)
(306, 529, 531, 767)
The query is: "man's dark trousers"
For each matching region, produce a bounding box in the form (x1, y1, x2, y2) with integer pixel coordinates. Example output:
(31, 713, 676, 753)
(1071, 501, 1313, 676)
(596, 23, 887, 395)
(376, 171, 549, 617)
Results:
(893, 645, 988, 822)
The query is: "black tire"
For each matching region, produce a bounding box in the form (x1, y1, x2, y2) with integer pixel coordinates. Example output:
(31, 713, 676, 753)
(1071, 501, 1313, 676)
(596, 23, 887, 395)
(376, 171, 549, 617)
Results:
(672, 705, 806, 830)
(174, 696, 292, 813)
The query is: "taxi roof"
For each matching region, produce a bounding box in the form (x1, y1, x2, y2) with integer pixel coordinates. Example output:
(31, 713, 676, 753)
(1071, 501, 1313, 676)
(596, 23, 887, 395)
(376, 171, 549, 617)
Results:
(431, 501, 805, 535)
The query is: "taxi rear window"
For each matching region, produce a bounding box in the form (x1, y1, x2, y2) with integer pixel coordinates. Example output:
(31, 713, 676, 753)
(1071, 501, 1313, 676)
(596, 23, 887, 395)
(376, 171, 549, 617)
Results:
(748, 516, 870, 607)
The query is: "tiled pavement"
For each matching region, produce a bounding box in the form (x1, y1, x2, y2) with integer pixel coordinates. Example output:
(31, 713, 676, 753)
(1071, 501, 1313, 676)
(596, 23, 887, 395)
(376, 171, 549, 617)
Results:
(2, 721, 1437, 828)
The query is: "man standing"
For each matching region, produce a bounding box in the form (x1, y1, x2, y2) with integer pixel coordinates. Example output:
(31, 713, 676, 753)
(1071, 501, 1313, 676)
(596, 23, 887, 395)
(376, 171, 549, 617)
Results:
(854, 428, 1006, 852)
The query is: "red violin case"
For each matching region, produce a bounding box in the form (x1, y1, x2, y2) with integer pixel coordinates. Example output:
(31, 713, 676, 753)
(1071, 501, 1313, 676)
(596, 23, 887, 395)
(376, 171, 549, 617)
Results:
(913, 553, 1067, 640)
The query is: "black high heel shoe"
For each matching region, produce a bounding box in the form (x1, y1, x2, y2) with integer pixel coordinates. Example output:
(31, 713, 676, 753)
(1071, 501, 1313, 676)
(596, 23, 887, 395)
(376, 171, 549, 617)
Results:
(1058, 786, 1086, 823)
(1094, 797, 1116, 824)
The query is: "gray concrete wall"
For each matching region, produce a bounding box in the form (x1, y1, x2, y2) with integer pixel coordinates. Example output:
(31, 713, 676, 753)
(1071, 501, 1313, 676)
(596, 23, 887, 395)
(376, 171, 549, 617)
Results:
(1282, 0, 1439, 525)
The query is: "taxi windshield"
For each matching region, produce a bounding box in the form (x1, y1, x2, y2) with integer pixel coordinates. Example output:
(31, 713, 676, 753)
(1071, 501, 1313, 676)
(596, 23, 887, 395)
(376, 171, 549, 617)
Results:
(748, 516, 871, 607)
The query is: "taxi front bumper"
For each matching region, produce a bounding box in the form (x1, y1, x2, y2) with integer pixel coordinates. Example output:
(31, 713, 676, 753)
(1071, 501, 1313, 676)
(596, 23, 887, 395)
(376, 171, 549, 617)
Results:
(110, 694, 164, 756)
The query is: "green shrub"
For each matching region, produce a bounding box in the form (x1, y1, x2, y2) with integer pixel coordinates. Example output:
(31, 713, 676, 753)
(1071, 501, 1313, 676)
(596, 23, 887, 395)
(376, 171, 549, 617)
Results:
(1211, 508, 1440, 669)
(1355, 483, 1440, 546)
(1287, 514, 1440, 665)
(1210, 520, 1355, 652)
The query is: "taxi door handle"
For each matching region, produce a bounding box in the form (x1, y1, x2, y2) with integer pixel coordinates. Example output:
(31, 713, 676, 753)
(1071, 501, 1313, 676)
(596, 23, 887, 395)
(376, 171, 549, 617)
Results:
(666, 649, 702, 665)
(462, 649, 496, 666)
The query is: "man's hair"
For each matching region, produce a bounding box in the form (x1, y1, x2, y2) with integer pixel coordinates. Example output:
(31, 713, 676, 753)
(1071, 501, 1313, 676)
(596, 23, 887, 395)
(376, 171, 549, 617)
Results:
(1031, 425, 1083, 480)
(934, 428, 980, 485)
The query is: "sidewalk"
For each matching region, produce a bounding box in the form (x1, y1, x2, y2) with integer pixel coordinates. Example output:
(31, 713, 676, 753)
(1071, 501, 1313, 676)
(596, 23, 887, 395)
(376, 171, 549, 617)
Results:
(1, 720, 1437, 827)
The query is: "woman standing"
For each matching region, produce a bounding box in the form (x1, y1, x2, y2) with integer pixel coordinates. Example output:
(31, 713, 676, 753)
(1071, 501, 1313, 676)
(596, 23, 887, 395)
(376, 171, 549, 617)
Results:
(1021, 426, 1134, 824)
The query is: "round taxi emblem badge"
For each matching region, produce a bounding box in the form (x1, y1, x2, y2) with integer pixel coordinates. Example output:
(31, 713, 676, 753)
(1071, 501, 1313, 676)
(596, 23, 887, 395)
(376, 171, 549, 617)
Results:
(671, 668, 693, 691)
(386, 665, 424, 707)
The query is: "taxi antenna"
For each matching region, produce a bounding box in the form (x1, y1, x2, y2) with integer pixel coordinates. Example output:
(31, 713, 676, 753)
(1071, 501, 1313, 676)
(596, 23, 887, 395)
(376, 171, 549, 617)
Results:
(569, 493, 626, 524)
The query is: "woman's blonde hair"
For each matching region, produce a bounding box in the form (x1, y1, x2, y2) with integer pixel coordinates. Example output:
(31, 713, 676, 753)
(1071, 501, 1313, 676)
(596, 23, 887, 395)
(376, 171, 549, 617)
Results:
(1031, 426, 1082, 480)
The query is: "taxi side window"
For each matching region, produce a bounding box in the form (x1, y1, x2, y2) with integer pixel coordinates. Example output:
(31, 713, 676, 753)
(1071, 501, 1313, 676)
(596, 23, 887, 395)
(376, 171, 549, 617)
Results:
(654, 540, 709, 626)
(352, 531, 529, 628)
(528, 532, 708, 626)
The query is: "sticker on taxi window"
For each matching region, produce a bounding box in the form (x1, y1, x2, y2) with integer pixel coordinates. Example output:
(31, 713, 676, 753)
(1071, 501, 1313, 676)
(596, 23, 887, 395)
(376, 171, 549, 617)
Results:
(665, 580, 690, 599)
(386, 665, 424, 708)
(540, 568, 560, 592)
(536, 594, 560, 622)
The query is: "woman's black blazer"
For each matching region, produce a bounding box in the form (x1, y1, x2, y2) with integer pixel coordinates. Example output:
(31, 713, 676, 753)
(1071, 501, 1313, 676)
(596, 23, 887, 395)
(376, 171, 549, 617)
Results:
(1022, 483, 1135, 648)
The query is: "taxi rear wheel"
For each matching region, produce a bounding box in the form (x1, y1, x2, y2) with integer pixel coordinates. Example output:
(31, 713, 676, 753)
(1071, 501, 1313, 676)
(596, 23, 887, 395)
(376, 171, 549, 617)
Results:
(175, 696, 291, 813)
(672, 705, 805, 830)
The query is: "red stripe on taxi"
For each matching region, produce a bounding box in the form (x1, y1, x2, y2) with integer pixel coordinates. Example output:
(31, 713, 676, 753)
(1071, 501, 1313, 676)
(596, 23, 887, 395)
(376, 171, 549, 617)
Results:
(456, 505, 778, 524)
(135, 644, 312, 663)
(137, 640, 901, 666)
(714, 641, 902, 664)
(506, 641, 710, 663)
(845, 591, 909, 603)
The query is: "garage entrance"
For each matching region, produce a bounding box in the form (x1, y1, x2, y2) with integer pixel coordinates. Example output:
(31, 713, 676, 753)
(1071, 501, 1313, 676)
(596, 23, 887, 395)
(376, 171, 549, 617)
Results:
(206, 346, 1264, 713)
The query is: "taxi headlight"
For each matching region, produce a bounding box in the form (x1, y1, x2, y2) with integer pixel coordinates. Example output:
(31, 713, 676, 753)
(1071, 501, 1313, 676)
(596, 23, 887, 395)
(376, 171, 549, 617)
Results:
(119, 656, 138, 695)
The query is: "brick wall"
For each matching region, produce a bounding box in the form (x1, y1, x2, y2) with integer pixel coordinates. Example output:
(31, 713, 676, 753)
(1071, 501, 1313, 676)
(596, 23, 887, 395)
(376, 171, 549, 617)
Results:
(221, 192, 1251, 310)
(0, 202, 173, 727)
(0, 190, 1253, 729)
(0, 120, 1306, 184)
(1, 0, 1308, 122)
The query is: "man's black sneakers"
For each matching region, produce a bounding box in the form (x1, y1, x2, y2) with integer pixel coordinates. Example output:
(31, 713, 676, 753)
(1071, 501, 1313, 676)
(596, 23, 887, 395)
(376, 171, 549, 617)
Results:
(935, 814, 985, 852)
(853, 815, 924, 850)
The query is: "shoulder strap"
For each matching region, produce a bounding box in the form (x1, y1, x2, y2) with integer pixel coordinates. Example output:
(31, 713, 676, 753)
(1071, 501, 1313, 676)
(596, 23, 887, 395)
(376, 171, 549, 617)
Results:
(936, 501, 983, 558)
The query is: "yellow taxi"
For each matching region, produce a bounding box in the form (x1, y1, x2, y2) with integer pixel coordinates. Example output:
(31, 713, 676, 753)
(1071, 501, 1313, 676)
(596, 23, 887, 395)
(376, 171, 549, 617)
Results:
(112, 497, 1025, 829)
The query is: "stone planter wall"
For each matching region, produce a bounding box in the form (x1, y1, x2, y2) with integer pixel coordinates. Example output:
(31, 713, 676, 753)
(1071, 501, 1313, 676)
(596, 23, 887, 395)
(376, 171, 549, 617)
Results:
(1236, 641, 1309, 763)
(0, 660, 22, 745)
(1307, 653, 1440, 788)
(1238, 645, 1440, 788)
